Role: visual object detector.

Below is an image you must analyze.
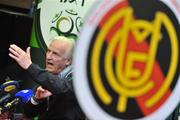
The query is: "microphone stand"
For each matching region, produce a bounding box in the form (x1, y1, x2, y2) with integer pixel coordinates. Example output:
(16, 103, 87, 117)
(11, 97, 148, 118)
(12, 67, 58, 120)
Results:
(0, 100, 22, 120)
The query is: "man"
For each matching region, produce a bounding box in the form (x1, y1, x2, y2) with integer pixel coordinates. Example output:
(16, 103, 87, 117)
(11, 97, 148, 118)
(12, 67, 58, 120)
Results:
(9, 36, 85, 120)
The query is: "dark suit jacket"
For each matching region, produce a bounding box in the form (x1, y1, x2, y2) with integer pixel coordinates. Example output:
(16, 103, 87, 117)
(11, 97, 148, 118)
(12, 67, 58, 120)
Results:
(23, 64, 85, 120)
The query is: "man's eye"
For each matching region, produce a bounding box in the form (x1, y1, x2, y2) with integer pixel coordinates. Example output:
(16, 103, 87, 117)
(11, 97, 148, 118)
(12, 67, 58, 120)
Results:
(54, 52, 60, 56)
(47, 49, 51, 53)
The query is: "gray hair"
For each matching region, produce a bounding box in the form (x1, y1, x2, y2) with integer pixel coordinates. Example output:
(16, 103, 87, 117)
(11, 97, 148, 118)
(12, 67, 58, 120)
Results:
(51, 36, 75, 59)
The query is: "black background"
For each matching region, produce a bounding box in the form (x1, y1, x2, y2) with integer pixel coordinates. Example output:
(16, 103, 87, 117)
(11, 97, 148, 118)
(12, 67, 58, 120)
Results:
(0, 8, 33, 87)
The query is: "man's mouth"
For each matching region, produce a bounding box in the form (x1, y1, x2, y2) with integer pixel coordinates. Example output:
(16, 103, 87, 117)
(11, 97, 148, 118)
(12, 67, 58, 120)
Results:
(47, 62, 54, 66)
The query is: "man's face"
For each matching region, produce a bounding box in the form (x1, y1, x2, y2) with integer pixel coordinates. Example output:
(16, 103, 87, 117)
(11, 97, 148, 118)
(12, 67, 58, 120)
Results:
(46, 40, 71, 74)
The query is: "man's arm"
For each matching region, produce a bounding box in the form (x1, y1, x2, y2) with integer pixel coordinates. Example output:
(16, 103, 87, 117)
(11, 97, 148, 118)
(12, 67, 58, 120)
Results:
(27, 63, 73, 95)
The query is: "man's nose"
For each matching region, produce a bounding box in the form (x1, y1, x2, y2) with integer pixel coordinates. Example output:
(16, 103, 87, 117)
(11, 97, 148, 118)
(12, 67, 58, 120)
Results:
(47, 52, 53, 59)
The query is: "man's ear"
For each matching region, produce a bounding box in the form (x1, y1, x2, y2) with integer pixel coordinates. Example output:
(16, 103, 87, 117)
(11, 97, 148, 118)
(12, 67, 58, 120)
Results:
(65, 58, 72, 66)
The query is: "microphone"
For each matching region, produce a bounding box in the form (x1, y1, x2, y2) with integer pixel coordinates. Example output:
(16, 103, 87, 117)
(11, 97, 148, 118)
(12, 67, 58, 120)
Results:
(0, 93, 14, 105)
(0, 81, 20, 105)
(4, 89, 33, 110)
(1, 80, 20, 93)
(15, 89, 33, 104)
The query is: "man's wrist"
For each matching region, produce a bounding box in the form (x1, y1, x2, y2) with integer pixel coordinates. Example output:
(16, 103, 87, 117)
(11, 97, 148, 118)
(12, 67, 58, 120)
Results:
(31, 96, 43, 105)
(25, 62, 32, 70)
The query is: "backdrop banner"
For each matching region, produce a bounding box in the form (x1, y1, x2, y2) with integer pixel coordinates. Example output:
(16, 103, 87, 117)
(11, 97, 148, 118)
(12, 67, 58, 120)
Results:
(29, 0, 96, 86)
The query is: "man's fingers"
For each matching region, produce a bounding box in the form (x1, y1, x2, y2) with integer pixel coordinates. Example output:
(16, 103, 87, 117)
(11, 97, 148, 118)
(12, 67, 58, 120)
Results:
(9, 44, 23, 55)
(9, 47, 20, 57)
(8, 53, 18, 61)
(37, 86, 45, 92)
(26, 47, 30, 55)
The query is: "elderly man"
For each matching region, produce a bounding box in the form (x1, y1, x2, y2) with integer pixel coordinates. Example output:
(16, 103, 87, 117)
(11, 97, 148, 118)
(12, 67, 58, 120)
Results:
(9, 36, 85, 120)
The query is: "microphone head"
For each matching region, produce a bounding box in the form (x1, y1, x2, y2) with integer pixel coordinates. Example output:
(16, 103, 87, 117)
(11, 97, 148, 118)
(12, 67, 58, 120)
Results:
(1, 81, 19, 93)
(0, 81, 19, 105)
(15, 89, 33, 104)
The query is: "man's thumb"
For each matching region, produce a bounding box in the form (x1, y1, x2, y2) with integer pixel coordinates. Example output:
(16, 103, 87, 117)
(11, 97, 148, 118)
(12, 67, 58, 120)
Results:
(26, 47, 31, 55)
